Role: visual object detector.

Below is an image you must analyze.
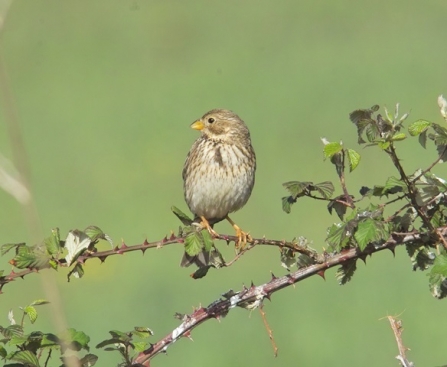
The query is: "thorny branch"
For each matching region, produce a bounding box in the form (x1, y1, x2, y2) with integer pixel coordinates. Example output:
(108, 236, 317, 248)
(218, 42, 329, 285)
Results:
(0, 232, 322, 292)
(132, 229, 434, 365)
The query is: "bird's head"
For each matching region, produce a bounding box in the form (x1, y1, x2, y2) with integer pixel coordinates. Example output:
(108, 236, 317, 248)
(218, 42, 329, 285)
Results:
(191, 109, 250, 143)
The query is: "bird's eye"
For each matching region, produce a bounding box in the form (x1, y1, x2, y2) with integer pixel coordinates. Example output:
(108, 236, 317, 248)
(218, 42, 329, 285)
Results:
(207, 117, 215, 123)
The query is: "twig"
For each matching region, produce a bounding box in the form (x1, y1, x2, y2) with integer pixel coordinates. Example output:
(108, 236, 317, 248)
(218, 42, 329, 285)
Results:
(386, 315, 414, 367)
(259, 306, 278, 357)
(132, 230, 425, 365)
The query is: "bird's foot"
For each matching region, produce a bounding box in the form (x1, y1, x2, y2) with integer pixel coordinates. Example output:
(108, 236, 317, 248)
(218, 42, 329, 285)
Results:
(199, 216, 219, 238)
(226, 215, 251, 251)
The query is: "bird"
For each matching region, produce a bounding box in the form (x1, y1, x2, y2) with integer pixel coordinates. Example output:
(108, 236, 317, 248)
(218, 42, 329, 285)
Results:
(182, 108, 256, 255)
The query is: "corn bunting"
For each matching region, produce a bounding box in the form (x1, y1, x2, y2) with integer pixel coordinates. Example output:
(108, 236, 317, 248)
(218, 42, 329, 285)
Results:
(183, 109, 256, 253)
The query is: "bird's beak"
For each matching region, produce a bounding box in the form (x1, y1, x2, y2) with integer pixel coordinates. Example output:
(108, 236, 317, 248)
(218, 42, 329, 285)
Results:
(191, 120, 205, 131)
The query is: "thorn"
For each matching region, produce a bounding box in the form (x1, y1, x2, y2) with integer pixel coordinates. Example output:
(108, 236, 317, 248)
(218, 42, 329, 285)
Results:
(270, 272, 277, 281)
(143, 238, 149, 246)
(113, 245, 120, 252)
(265, 293, 272, 301)
(120, 243, 128, 250)
(317, 270, 326, 280)
(141, 248, 147, 255)
(169, 232, 176, 240)
(359, 254, 367, 264)
(99, 256, 107, 263)
(388, 246, 396, 256)
(250, 281, 256, 289)
(162, 236, 168, 244)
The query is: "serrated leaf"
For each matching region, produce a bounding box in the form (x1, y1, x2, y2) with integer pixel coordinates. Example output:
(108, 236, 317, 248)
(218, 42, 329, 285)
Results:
(2, 325, 23, 338)
(44, 228, 61, 255)
(346, 149, 360, 172)
(408, 119, 431, 136)
(184, 232, 204, 256)
(430, 254, 447, 276)
(336, 259, 357, 285)
(323, 142, 343, 158)
(1, 242, 25, 256)
(383, 176, 406, 193)
(10, 350, 40, 366)
(24, 306, 38, 324)
(65, 230, 91, 266)
(391, 132, 406, 141)
(10, 245, 49, 270)
(354, 219, 389, 250)
(365, 124, 379, 142)
(201, 229, 213, 252)
(314, 181, 334, 199)
(171, 206, 193, 225)
(282, 181, 310, 198)
(354, 219, 378, 250)
(84, 226, 112, 246)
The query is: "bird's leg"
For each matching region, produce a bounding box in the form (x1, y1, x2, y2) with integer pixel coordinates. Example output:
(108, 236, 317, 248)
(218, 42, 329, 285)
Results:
(225, 215, 252, 250)
(199, 216, 219, 238)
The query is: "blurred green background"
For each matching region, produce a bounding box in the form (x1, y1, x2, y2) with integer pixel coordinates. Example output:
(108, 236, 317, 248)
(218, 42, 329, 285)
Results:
(1, 0, 447, 366)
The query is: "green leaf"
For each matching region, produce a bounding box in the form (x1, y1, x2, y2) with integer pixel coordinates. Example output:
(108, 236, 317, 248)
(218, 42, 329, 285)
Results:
(44, 228, 61, 255)
(0, 345, 6, 358)
(365, 124, 379, 142)
(23, 306, 38, 324)
(10, 350, 40, 366)
(84, 226, 112, 246)
(391, 132, 406, 141)
(184, 232, 204, 256)
(418, 130, 427, 148)
(282, 181, 310, 198)
(30, 299, 50, 306)
(2, 325, 24, 338)
(323, 142, 343, 158)
(377, 141, 390, 150)
(281, 196, 294, 213)
(171, 206, 193, 226)
(408, 119, 431, 136)
(133, 341, 148, 352)
(313, 181, 334, 199)
(383, 176, 406, 194)
(354, 219, 377, 250)
(347, 149, 360, 172)
(336, 259, 357, 285)
(60, 328, 90, 352)
(96, 338, 122, 349)
(10, 245, 49, 270)
(430, 254, 447, 276)
(133, 327, 154, 338)
(1, 243, 25, 256)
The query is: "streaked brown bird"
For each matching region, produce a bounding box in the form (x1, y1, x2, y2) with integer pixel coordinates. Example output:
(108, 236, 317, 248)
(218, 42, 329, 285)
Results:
(183, 108, 256, 251)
